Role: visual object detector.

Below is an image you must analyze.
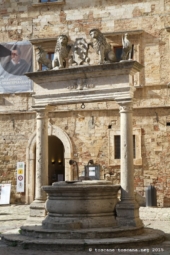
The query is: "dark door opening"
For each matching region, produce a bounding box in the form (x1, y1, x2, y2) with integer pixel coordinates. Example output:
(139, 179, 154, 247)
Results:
(48, 135, 65, 185)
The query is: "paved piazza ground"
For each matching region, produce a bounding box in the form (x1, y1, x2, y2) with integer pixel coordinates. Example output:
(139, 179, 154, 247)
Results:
(0, 205, 170, 255)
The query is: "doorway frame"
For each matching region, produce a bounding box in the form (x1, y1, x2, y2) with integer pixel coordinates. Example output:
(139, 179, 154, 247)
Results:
(26, 124, 73, 204)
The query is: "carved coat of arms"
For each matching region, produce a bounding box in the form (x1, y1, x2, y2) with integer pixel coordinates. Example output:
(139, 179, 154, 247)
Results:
(69, 38, 90, 66)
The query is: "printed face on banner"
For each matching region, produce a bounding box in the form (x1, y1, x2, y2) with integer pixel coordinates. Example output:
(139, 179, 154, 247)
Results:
(0, 41, 33, 93)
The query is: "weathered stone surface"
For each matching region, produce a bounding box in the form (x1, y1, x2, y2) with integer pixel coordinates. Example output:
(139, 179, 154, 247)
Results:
(2, 228, 165, 251)
(42, 181, 120, 229)
(29, 202, 46, 217)
(135, 192, 146, 207)
(26, 61, 142, 106)
(0, 0, 170, 207)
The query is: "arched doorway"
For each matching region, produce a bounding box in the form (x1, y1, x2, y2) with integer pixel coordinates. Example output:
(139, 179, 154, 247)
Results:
(26, 125, 73, 204)
(48, 135, 65, 185)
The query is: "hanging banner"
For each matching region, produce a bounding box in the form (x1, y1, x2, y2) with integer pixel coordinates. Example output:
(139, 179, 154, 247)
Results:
(0, 41, 33, 93)
(17, 162, 25, 193)
(0, 184, 11, 205)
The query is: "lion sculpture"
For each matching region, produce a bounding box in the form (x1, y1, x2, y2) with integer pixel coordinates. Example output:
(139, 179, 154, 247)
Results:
(52, 35, 71, 69)
(36, 46, 52, 71)
(89, 28, 116, 64)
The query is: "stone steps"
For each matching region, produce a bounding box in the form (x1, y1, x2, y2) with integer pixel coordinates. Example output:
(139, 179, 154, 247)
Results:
(2, 228, 165, 251)
(20, 225, 144, 239)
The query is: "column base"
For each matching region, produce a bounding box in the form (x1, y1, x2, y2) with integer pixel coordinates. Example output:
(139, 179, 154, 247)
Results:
(116, 200, 143, 228)
(29, 200, 46, 218)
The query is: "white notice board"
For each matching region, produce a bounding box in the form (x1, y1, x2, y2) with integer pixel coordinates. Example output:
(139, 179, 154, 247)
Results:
(0, 184, 11, 205)
(89, 167, 96, 176)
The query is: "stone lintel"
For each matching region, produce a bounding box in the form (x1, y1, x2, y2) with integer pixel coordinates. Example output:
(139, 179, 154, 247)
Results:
(32, 0, 65, 7)
(114, 87, 136, 105)
(104, 30, 143, 37)
(33, 87, 134, 107)
(32, 106, 50, 112)
(26, 61, 143, 83)
(26, 61, 143, 107)
(30, 37, 57, 45)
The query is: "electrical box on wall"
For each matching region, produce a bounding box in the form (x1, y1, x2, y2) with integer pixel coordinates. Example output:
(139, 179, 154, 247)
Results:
(84, 164, 100, 180)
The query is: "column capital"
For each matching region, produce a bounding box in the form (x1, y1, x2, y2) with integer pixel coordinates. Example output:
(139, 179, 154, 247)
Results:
(119, 102, 133, 113)
(34, 107, 49, 119)
(36, 110, 48, 119)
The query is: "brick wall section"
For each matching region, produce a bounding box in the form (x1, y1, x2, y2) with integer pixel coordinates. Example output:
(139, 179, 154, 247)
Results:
(0, 0, 170, 205)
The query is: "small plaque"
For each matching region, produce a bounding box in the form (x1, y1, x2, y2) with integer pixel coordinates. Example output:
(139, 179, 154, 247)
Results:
(85, 165, 100, 180)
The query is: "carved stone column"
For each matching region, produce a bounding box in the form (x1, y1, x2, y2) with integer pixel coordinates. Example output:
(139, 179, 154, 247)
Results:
(116, 102, 143, 227)
(29, 108, 48, 220)
(119, 103, 134, 202)
(35, 109, 48, 201)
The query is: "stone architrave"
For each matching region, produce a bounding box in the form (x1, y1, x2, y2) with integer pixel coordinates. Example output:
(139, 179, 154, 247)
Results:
(29, 108, 49, 219)
(115, 102, 143, 227)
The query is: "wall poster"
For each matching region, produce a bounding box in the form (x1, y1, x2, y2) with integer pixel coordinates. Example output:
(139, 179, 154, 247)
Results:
(17, 162, 25, 193)
(0, 41, 33, 93)
(0, 184, 11, 205)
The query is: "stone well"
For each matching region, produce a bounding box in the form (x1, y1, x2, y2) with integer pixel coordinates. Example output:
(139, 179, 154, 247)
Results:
(20, 180, 146, 240)
(1, 61, 165, 249)
(2, 180, 165, 250)
(42, 180, 120, 230)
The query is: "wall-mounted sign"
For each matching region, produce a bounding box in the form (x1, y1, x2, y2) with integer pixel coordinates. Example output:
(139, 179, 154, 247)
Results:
(84, 164, 100, 180)
(89, 167, 96, 176)
(0, 184, 11, 205)
(17, 162, 25, 192)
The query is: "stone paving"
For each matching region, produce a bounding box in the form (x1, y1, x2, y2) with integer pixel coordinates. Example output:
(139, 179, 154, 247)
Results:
(0, 205, 170, 255)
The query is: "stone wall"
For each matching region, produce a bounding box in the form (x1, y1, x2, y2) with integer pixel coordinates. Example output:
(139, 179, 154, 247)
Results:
(0, 104, 170, 206)
(0, 0, 170, 206)
(0, 111, 36, 203)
